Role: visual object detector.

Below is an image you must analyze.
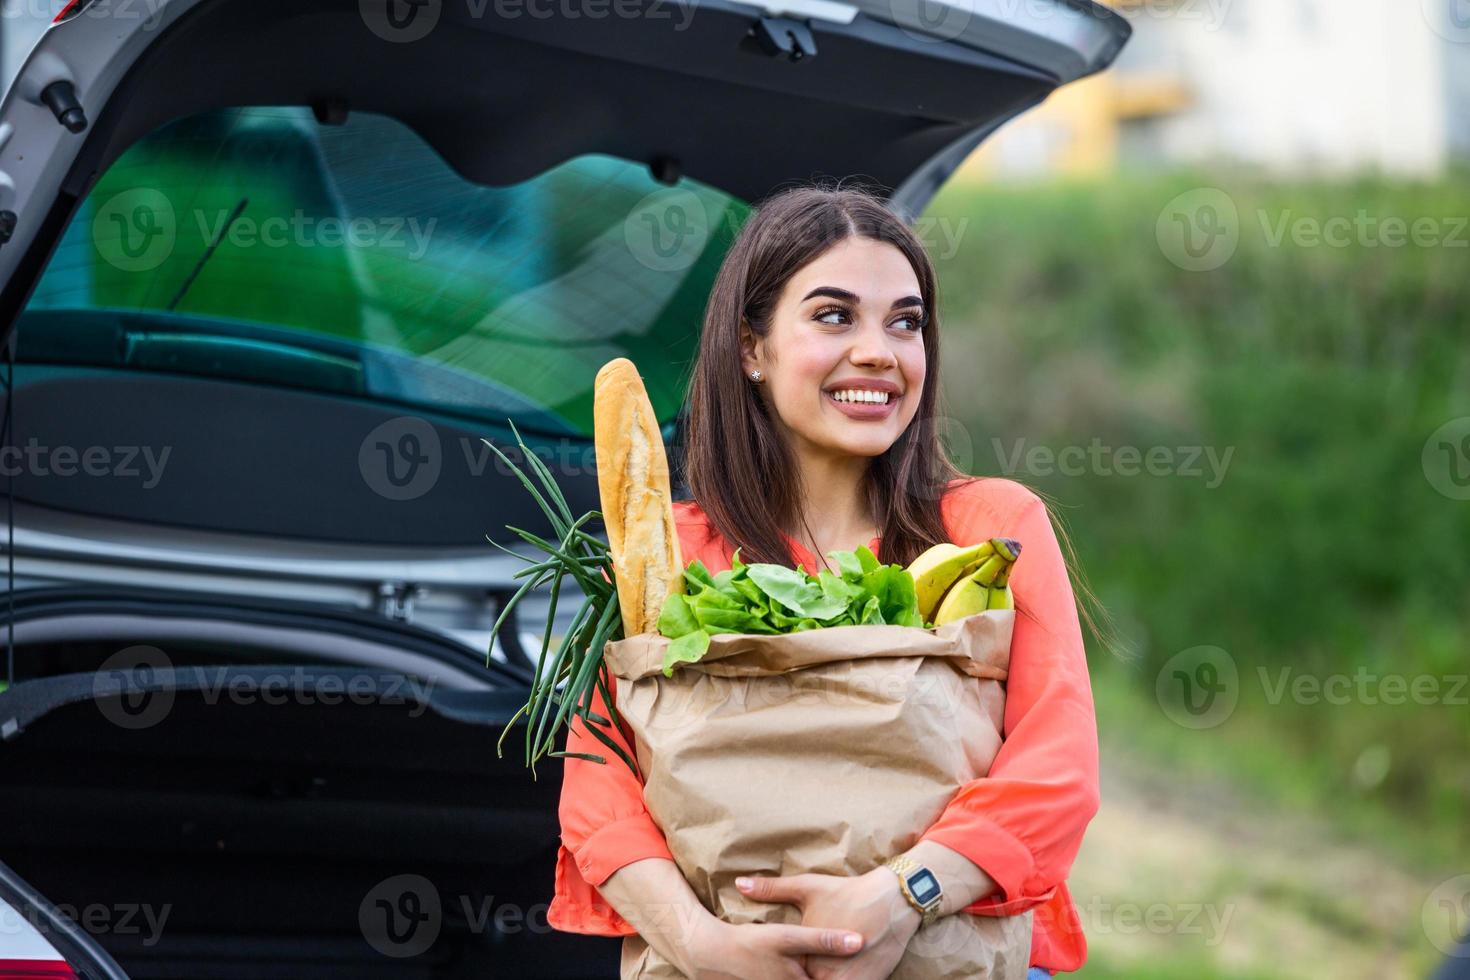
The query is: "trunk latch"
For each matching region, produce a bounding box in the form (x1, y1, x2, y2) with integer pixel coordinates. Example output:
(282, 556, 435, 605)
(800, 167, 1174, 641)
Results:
(751, 16, 817, 62)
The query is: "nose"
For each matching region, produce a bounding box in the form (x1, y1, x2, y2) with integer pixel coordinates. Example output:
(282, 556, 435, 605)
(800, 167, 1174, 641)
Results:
(849, 319, 899, 370)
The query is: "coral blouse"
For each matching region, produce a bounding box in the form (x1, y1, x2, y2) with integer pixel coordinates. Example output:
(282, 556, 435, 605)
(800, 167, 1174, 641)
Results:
(545, 476, 1101, 972)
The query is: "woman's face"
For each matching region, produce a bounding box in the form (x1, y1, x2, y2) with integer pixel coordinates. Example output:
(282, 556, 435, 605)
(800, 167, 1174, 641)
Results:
(742, 236, 927, 462)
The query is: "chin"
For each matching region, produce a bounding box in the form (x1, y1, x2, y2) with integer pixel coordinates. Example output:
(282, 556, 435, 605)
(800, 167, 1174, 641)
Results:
(822, 432, 899, 458)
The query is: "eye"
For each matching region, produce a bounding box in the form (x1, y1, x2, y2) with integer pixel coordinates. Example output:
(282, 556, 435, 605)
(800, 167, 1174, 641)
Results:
(813, 304, 850, 325)
(893, 310, 927, 332)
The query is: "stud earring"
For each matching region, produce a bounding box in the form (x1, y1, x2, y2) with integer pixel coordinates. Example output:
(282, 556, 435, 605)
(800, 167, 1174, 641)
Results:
(750, 370, 763, 382)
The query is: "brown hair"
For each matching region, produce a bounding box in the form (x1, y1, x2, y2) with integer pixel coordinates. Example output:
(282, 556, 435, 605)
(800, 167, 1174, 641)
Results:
(676, 179, 1124, 656)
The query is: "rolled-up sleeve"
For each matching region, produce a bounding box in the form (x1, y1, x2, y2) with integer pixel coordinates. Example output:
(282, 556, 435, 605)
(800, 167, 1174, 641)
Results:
(547, 671, 677, 936)
(919, 488, 1101, 917)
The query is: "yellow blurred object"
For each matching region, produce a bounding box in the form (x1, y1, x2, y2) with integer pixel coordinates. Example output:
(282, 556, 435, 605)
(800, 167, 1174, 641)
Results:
(957, 0, 1192, 180)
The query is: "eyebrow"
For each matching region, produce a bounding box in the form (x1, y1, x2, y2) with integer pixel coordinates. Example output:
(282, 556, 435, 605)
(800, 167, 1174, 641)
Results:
(801, 286, 924, 311)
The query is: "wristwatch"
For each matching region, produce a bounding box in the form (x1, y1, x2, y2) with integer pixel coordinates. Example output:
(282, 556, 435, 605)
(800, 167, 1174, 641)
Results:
(882, 855, 942, 928)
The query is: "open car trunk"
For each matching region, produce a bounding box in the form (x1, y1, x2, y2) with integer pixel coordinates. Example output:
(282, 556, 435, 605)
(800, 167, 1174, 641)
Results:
(0, 0, 1129, 975)
(1, 587, 603, 978)
(4, 666, 597, 978)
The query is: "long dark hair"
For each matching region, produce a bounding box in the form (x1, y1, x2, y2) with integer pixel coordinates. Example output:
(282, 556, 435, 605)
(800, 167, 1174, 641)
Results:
(675, 179, 1125, 658)
(677, 180, 963, 571)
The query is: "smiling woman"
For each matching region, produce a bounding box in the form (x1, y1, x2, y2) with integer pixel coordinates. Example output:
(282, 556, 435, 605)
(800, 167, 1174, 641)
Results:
(551, 183, 1105, 979)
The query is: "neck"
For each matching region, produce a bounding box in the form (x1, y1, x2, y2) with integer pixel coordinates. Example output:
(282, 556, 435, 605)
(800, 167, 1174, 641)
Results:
(788, 446, 874, 548)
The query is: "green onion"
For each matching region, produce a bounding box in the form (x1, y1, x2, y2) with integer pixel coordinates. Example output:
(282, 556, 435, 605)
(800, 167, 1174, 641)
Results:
(484, 422, 638, 778)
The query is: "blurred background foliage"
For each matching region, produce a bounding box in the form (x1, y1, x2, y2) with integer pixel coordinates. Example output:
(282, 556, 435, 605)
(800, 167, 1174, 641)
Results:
(927, 169, 1470, 978)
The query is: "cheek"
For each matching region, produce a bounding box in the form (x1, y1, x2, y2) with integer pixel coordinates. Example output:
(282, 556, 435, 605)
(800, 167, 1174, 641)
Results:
(782, 341, 844, 390)
(900, 349, 927, 400)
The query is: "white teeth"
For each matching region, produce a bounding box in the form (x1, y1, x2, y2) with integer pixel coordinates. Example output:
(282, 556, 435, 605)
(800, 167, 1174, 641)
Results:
(829, 388, 892, 404)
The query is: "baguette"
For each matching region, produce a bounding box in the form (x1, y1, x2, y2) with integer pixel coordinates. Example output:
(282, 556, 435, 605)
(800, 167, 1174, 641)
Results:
(593, 358, 684, 636)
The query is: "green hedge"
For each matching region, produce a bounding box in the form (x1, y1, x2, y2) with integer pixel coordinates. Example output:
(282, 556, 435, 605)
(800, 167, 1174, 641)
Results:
(928, 169, 1470, 866)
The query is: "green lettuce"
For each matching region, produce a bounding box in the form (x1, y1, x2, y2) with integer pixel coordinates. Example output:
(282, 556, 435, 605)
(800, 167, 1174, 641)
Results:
(655, 546, 930, 677)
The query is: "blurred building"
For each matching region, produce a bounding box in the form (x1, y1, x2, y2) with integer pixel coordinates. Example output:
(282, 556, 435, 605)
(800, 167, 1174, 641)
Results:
(964, 0, 1470, 180)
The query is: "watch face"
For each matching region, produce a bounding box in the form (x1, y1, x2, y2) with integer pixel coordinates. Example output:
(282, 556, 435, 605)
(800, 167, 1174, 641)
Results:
(908, 869, 940, 904)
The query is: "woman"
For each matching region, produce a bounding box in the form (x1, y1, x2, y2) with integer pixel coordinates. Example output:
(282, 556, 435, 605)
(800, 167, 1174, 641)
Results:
(547, 184, 1102, 980)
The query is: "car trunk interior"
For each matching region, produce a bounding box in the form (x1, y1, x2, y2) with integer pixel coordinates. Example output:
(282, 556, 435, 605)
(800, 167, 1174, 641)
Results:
(3, 662, 614, 978)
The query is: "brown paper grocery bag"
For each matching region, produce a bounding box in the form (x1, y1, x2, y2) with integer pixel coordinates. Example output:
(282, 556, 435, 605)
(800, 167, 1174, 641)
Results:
(602, 609, 1033, 980)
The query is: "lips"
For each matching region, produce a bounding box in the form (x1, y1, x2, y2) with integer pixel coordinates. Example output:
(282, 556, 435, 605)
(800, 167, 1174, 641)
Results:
(824, 387, 900, 420)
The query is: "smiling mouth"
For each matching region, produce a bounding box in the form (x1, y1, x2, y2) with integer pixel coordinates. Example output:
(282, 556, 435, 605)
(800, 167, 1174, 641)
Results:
(825, 389, 897, 406)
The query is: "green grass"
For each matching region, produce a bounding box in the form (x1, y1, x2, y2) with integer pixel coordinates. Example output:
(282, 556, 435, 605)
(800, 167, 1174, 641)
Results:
(926, 168, 1470, 874)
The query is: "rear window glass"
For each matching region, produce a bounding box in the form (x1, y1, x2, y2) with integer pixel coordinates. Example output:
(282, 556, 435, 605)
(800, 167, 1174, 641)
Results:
(21, 106, 749, 437)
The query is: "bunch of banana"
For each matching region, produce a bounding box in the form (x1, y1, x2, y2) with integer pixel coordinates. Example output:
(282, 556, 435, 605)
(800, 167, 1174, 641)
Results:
(905, 538, 1022, 626)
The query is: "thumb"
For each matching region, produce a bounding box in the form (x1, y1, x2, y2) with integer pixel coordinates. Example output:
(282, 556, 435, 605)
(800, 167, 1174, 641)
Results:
(735, 873, 815, 904)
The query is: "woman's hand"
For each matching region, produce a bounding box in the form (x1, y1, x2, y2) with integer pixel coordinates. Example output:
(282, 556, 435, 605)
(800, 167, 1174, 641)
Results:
(676, 915, 867, 980)
(735, 870, 922, 980)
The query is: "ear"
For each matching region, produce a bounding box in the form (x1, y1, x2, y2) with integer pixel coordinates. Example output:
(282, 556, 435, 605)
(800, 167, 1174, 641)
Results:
(739, 317, 764, 378)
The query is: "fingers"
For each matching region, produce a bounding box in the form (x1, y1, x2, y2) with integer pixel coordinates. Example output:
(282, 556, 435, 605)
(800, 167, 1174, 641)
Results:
(771, 924, 864, 958)
(737, 873, 813, 904)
